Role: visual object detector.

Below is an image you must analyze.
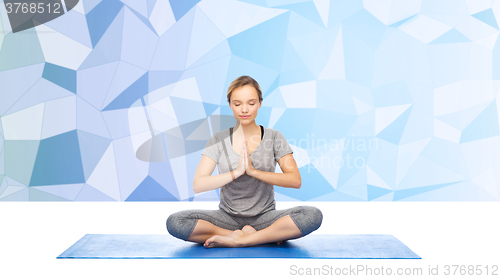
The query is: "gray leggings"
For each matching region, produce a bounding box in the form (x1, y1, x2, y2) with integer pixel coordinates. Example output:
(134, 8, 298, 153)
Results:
(166, 205, 323, 241)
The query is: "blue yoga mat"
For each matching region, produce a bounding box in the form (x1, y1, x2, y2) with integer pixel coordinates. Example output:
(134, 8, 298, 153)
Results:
(57, 234, 420, 259)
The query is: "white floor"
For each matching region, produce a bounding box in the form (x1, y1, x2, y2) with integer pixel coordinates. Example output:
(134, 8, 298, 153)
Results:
(1, 202, 499, 279)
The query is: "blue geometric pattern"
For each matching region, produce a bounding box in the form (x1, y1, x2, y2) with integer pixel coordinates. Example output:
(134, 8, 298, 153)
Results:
(0, 0, 499, 201)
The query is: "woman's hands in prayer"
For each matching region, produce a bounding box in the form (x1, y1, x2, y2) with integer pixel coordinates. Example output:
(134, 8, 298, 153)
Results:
(235, 143, 247, 178)
(235, 141, 256, 178)
(243, 141, 256, 176)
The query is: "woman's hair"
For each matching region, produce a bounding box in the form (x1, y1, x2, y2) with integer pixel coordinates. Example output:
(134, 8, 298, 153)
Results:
(226, 75, 263, 104)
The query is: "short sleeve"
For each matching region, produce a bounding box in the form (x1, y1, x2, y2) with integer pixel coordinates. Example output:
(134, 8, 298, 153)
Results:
(201, 134, 220, 163)
(274, 130, 293, 162)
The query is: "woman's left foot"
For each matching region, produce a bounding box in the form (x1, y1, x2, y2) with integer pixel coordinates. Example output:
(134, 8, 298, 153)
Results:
(241, 225, 256, 234)
(240, 225, 283, 245)
(204, 227, 290, 248)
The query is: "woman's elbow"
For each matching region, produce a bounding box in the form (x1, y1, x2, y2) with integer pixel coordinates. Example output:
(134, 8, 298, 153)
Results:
(193, 175, 211, 194)
(295, 175, 301, 189)
(192, 178, 201, 194)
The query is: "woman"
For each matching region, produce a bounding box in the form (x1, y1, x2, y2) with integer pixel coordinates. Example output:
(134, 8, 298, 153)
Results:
(167, 76, 322, 248)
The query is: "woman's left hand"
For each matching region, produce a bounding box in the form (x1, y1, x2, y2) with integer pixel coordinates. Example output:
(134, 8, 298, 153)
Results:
(244, 141, 256, 176)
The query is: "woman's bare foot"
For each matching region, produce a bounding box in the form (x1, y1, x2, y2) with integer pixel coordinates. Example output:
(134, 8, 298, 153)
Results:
(204, 230, 246, 248)
(276, 240, 287, 245)
(242, 225, 283, 245)
(241, 225, 256, 234)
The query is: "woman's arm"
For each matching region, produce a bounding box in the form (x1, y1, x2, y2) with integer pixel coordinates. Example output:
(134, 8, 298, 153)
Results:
(247, 154, 301, 189)
(193, 144, 248, 194)
(193, 156, 245, 194)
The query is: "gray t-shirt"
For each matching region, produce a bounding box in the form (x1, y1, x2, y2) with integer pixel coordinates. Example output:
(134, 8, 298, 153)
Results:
(201, 126, 294, 217)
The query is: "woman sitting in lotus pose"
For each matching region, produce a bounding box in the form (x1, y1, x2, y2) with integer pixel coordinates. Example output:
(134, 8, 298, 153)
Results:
(167, 76, 322, 248)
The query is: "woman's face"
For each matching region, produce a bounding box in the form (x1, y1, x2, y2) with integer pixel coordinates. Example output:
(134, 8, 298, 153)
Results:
(229, 85, 261, 125)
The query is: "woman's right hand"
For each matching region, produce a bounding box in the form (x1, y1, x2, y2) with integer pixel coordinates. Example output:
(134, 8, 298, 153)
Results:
(235, 142, 247, 178)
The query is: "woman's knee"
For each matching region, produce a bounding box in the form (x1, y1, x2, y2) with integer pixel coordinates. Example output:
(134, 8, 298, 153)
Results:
(296, 205, 323, 234)
(166, 211, 197, 241)
(166, 212, 182, 238)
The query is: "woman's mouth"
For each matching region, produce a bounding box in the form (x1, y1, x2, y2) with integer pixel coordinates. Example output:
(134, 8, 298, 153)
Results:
(240, 115, 250, 119)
